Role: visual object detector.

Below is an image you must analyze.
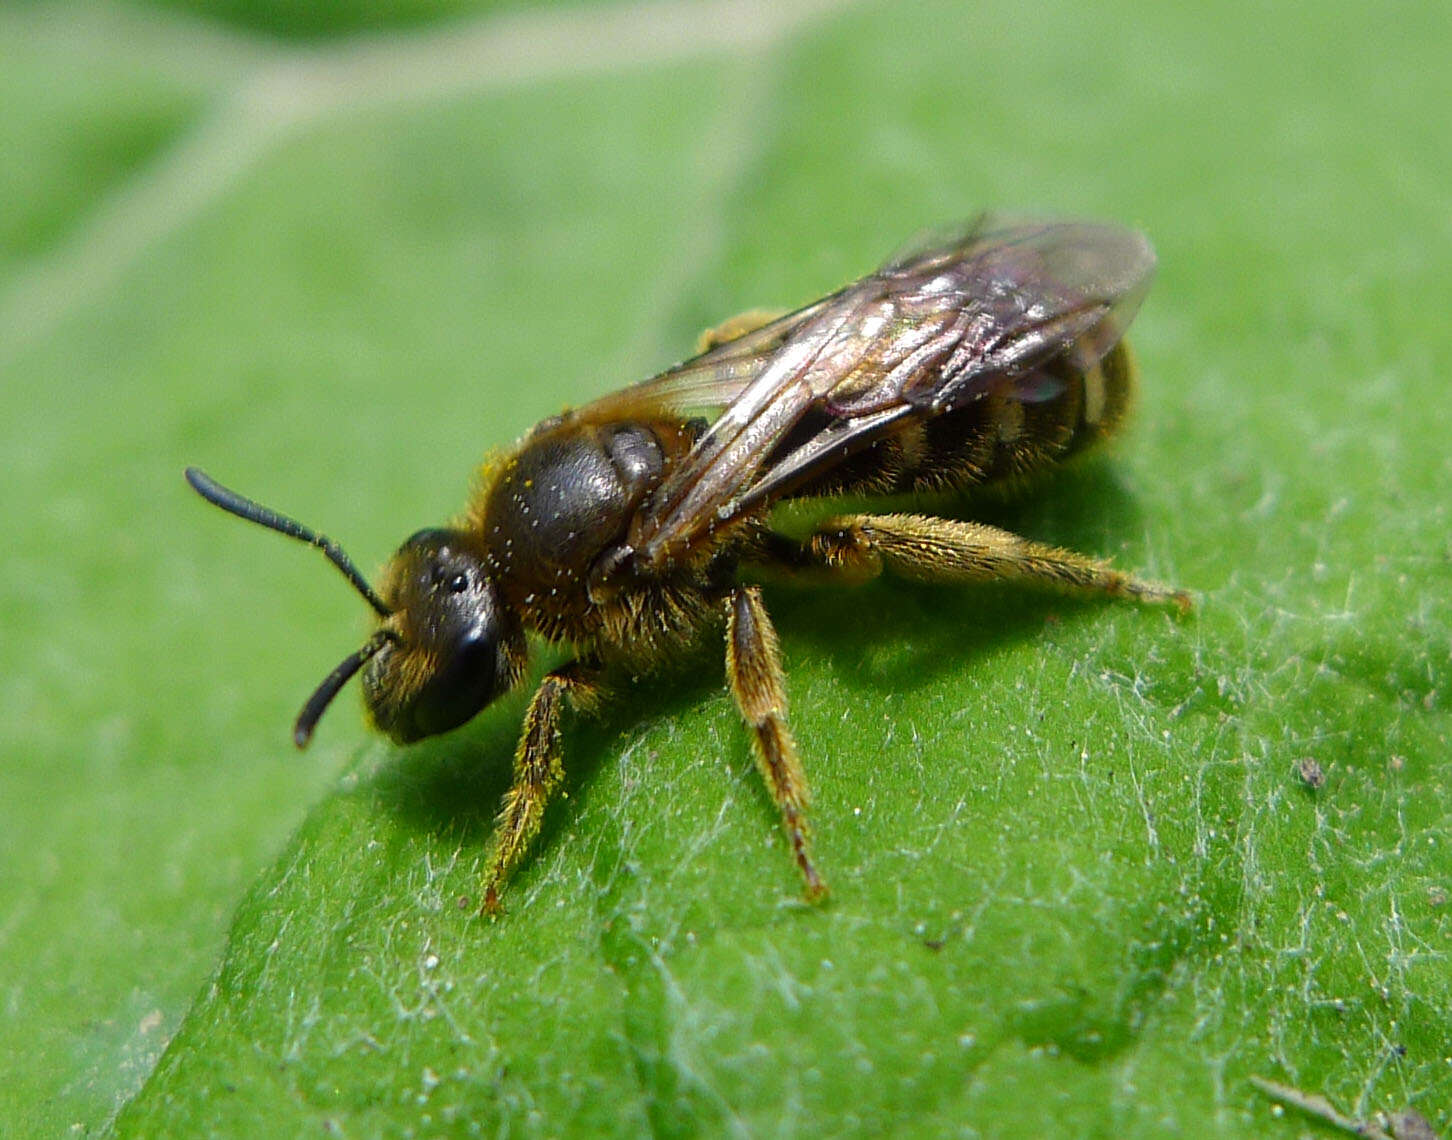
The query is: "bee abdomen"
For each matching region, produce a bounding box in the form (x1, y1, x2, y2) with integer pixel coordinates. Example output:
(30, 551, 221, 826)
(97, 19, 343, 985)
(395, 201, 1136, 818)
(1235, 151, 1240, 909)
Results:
(781, 341, 1136, 503)
(910, 338, 1136, 491)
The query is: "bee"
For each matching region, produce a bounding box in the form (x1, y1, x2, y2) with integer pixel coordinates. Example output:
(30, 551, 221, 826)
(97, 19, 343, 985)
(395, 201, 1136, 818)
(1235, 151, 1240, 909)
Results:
(188, 216, 1189, 913)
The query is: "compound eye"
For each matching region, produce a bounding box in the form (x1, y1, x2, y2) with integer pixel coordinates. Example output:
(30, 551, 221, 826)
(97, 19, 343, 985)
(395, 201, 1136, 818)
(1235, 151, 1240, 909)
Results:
(423, 555, 471, 595)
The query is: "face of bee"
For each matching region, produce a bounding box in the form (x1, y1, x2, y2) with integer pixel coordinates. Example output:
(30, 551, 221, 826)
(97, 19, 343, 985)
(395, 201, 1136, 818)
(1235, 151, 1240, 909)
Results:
(362, 529, 523, 743)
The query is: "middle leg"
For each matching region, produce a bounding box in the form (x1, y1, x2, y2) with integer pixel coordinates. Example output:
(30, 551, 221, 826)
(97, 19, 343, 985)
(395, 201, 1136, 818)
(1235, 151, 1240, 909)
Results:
(724, 584, 827, 901)
(694, 308, 788, 354)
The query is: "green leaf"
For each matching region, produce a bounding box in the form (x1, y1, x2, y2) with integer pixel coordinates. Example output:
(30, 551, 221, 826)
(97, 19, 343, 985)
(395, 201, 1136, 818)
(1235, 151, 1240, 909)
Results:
(2, 1, 1448, 1136)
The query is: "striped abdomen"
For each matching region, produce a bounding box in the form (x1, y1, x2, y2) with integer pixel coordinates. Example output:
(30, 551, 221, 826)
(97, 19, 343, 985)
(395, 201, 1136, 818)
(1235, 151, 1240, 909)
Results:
(784, 340, 1137, 502)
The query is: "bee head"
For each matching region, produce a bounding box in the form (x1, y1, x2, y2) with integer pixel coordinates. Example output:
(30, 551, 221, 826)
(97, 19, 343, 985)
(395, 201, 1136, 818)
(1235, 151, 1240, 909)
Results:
(185, 469, 524, 749)
(362, 529, 524, 744)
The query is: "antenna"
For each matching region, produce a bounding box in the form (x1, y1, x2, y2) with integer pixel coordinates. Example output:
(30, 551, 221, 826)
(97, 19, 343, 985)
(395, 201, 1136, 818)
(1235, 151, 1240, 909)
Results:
(185, 467, 391, 618)
(293, 630, 393, 748)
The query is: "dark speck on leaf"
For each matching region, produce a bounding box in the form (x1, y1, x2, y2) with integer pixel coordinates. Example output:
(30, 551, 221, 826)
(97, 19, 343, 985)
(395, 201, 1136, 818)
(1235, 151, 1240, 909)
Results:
(1295, 757, 1325, 789)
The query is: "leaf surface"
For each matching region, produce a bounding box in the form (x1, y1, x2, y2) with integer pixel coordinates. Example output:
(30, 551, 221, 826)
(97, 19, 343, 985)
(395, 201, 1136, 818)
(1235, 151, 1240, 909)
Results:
(2, 1, 1448, 1136)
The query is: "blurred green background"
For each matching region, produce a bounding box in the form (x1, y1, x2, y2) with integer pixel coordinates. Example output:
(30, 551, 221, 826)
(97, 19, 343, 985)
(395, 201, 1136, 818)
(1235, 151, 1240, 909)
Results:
(3, 0, 1448, 1135)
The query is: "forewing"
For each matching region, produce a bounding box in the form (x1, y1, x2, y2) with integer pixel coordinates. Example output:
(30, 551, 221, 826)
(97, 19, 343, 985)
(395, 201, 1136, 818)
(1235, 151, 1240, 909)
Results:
(615, 217, 1155, 570)
(832, 215, 1156, 416)
(736, 218, 1157, 508)
(626, 278, 905, 566)
(572, 298, 835, 424)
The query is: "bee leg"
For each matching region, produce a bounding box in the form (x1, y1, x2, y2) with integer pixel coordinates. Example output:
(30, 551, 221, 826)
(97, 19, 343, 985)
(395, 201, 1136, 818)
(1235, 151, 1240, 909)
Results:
(482, 660, 603, 916)
(725, 585, 828, 902)
(801, 513, 1191, 612)
(694, 308, 788, 354)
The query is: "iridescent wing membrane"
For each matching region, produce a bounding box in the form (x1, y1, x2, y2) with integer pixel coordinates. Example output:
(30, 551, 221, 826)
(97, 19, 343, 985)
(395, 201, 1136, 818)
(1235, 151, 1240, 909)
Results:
(579, 216, 1155, 570)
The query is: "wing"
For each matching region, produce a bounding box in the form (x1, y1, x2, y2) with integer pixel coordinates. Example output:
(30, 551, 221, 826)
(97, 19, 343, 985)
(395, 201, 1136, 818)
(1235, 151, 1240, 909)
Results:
(573, 296, 838, 424)
(599, 216, 1155, 571)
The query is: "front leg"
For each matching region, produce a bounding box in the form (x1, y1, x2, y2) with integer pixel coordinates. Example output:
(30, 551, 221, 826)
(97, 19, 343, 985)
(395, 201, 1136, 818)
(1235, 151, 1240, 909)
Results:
(725, 585, 827, 901)
(482, 659, 602, 915)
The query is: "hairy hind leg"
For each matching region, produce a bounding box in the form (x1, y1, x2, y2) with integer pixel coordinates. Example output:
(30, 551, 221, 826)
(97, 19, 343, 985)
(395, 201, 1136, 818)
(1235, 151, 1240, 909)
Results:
(788, 513, 1190, 611)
